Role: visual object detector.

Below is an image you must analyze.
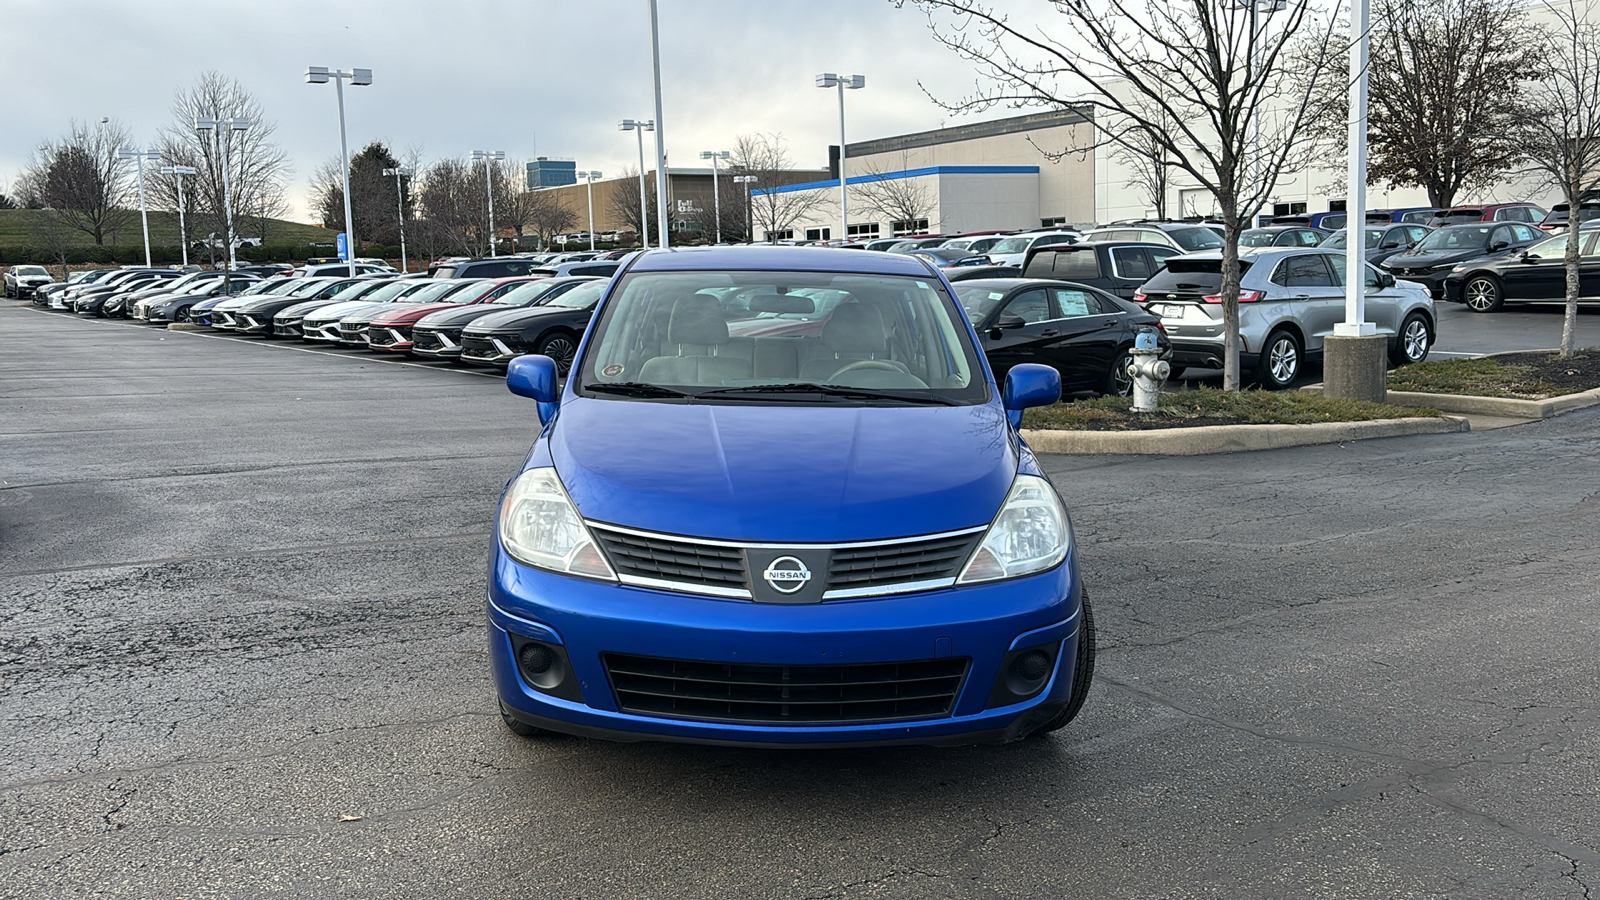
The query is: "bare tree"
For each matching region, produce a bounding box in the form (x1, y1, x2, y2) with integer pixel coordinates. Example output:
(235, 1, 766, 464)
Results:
(22, 119, 134, 245)
(312, 141, 406, 244)
(27, 209, 76, 281)
(1110, 102, 1177, 220)
(416, 157, 484, 257)
(731, 133, 835, 240)
(901, 0, 1341, 390)
(849, 152, 936, 234)
(606, 168, 659, 245)
(1516, 0, 1600, 357)
(521, 190, 579, 250)
(1362, 0, 1541, 209)
(151, 73, 291, 258)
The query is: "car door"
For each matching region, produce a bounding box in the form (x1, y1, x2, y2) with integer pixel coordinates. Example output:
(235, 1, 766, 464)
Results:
(1108, 246, 1155, 299)
(1328, 254, 1403, 334)
(1276, 254, 1344, 352)
(978, 288, 1059, 383)
(1505, 233, 1570, 300)
(1044, 285, 1126, 391)
(1580, 231, 1600, 300)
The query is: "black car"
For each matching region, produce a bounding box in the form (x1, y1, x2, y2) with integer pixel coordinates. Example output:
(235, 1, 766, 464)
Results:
(946, 265, 1022, 281)
(1379, 222, 1547, 298)
(230, 278, 366, 334)
(1318, 224, 1432, 266)
(1239, 226, 1328, 249)
(428, 257, 551, 279)
(412, 277, 600, 361)
(1021, 241, 1181, 300)
(1443, 228, 1600, 312)
(458, 279, 610, 372)
(74, 271, 182, 316)
(951, 278, 1168, 396)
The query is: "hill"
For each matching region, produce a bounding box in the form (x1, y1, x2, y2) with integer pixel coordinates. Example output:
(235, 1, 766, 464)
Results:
(0, 209, 337, 250)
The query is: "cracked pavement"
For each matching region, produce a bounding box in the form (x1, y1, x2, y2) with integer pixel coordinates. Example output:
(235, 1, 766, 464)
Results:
(3, 301, 1598, 898)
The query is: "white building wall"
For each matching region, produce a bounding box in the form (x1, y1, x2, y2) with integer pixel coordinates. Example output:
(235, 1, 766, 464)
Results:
(934, 172, 1039, 233)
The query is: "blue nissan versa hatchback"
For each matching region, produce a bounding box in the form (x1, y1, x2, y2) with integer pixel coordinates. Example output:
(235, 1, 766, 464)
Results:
(489, 246, 1094, 746)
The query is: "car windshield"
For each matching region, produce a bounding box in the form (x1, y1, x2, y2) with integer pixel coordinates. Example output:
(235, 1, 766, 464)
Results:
(577, 270, 986, 405)
(1170, 227, 1225, 251)
(1239, 230, 1280, 248)
(287, 279, 335, 297)
(952, 284, 1014, 320)
(1416, 226, 1492, 251)
(15, 266, 49, 276)
(493, 280, 562, 307)
(400, 281, 468, 303)
(324, 281, 380, 302)
(1320, 230, 1384, 250)
(988, 237, 1032, 254)
(545, 280, 608, 309)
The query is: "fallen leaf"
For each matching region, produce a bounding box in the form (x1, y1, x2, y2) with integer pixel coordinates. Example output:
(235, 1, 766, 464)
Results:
(339, 814, 363, 822)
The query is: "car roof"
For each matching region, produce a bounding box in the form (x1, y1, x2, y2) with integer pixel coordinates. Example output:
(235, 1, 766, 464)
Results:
(627, 246, 935, 276)
(949, 277, 1091, 290)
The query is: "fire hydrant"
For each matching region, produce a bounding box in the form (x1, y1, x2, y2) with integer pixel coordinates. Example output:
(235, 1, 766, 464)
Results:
(1129, 327, 1169, 413)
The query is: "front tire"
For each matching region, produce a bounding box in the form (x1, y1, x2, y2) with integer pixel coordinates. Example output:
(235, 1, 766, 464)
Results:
(1391, 312, 1432, 366)
(1104, 347, 1134, 396)
(1028, 590, 1097, 737)
(499, 700, 554, 738)
(1463, 275, 1503, 313)
(536, 332, 578, 376)
(1257, 329, 1302, 390)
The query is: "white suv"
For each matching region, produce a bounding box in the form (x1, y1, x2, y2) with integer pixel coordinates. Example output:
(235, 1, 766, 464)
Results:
(984, 231, 1082, 267)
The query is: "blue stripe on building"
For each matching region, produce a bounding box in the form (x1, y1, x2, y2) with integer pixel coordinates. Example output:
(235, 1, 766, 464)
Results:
(753, 165, 1040, 196)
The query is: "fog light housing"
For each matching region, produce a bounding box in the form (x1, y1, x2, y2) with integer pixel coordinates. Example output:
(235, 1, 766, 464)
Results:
(986, 643, 1061, 709)
(508, 634, 584, 703)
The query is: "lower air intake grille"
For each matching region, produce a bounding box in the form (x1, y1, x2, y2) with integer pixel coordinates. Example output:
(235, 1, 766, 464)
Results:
(603, 654, 970, 724)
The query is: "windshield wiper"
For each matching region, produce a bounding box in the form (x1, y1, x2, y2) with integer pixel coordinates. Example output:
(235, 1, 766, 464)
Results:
(699, 382, 961, 405)
(584, 381, 697, 399)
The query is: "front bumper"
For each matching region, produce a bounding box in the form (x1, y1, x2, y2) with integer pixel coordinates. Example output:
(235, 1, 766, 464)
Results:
(1385, 267, 1450, 298)
(489, 545, 1084, 746)
(411, 329, 464, 359)
(365, 324, 414, 353)
(458, 332, 522, 367)
(235, 313, 274, 335)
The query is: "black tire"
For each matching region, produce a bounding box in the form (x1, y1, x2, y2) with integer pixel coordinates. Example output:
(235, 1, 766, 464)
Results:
(1256, 329, 1302, 390)
(174, 306, 192, 323)
(1390, 312, 1432, 366)
(499, 700, 552, 738)
(1029, 590, 1097, 737)
(536, 331, 579, 376)
(1104, 347, 1134, 396)
(1463, 275, 1504, 313)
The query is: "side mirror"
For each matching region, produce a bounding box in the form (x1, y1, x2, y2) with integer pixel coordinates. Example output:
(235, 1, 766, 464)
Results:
(1002, 363, 1062, 429)
(1378, 271, 1396, 288)
(1489, 240, 1511, 252)
(507, 354, 560, 425)
(996, 312, 1027, 329)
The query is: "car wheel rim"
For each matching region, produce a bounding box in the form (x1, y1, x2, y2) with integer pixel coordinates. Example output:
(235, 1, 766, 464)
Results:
(1465, 280, 1496, 310)
(1268, 339, 1298, 384)
(544, 338, 576, 373)
(1111, 353, 1134, 396)
(1403, 319, 1429, 361)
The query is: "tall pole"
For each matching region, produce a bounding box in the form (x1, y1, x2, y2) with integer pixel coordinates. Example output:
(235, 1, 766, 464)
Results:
(636, 128, 650, 247)
(837, 80, 848, 243)
(1337, 0, 1374, 337)
(220, 129, 238, 272)
(583, 173, 597, 251)
(334, 76, 356, 277)
(485, 157, 497, 258)
(648, 0, 669, 250)
(710, 154, 722, 243)
(173, 171, 189, 268)
(386, 168, 409, 273)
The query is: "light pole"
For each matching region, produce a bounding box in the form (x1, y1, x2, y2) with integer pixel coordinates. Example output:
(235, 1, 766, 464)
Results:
(160, 164, 197, 268)
(733, 174, 758, 242)
(470, 150, 506, 258)
(305, 66, 373, 277)
(619, 120, 654, 248)
(698, 150, 730, 244)
(576, 170, 602, 251)
(193, 117, 251, 271)
(117, 148, 162, 268)
(815, 73, 865, 243)
(647, 0, 669, 250)
(382, 166, 412, 272)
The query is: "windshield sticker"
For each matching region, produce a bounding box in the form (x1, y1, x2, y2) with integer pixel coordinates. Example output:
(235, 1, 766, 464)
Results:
(602, 364, 624, 378)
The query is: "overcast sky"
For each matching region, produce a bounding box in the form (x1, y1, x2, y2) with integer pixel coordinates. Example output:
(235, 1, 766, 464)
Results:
(1, 0, 1029, 221)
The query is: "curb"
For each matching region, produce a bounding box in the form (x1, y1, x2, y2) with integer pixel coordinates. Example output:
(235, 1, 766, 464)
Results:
(1382, 387, 1600, 419)
(1021, 415, 1469, 456)
(167, 323, 208, 332)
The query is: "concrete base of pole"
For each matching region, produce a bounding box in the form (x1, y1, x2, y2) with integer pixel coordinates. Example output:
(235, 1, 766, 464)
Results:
(1322, 334, 1389, 404)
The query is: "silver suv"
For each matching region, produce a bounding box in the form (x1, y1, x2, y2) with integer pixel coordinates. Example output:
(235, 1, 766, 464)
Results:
(1133, 248, 1436, 388)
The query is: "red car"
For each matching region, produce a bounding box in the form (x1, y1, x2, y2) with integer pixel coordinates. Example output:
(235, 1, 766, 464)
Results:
(366, 277, 542, 354)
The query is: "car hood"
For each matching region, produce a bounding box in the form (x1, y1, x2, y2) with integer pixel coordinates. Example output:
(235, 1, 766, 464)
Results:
(302, 300, 384, 323)
(464, 305, 574, 333)
(370, 301, 464, 325)
(548, 397, 1017, 543)
(415, 303, 517, 328)
(1384, 248, 1489, 268)
(273, 298, 342, 318)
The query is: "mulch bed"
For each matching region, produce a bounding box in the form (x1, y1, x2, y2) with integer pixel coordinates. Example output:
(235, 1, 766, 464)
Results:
(1490, 351, 1600, 396)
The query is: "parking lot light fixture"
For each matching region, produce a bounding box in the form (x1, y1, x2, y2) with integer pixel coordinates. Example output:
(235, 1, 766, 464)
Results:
(470, 150, 507, 258)
(619, 120, 655, 248)
(733, 174, 758, 242)
(699, 150, 731, 244)
(305, 66, 373, 277)
(159, 164, 198, 267)
(816, 73, 865, 243)
(382, 166, 413, 272)
(576, 171, 602, 251)
(117, 148, 163, 268)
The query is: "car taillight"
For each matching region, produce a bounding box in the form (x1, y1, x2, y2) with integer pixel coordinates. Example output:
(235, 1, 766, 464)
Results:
(1201, 290, 1265, 303)
(1133, 292, 1148, 304)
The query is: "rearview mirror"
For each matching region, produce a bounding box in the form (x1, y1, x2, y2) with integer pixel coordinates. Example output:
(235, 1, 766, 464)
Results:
(1002, 363, 1062, 429)
(507, 355, 560, 425)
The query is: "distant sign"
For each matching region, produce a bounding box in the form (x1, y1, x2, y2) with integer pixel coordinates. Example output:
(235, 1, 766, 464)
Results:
(336, 233, 350, 261)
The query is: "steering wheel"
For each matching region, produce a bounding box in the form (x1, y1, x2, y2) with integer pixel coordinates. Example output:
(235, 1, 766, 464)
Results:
(832, 359, 909, 375)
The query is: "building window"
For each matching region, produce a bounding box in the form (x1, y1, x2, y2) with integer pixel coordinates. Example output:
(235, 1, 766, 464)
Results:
(847, 222, 880, 238)
(891, 218, 930, 237)
(1272, 202, 1308, 216)
(767, 229, 795, 241)
(805, 227, 833, 241)
(1040, 216, 1067, 227)
(1328, 199, 1347, 212)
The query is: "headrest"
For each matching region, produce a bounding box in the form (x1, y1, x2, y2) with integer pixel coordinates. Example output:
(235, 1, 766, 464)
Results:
(822, 302, 887, 354)
(747, 292, 814, 314)
(667, 294, 730, 345)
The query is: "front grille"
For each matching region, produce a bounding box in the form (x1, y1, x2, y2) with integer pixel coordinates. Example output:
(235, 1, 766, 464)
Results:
(460, 334, 498, 358)
(369, 325, 410, 347)
(240, 315, 261, 330)
(214, 311, 236, 327)
(413, 331, 443, 351)
(604, 653, 970, 724)
(828, 533, 979, 591)
(593, 528, 747, 591)
(275, 321, 302, 337)
(337, 322, 368, 342)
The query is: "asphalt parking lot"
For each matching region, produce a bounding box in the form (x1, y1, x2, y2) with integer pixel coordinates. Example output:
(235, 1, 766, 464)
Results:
(4, 301, 1599, 898)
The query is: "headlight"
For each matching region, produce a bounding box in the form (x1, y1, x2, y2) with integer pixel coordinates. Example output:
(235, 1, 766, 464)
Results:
(957, 474, 1071, 584)
(498, 468, 615, 580)
(1451, 265, 1467, 272)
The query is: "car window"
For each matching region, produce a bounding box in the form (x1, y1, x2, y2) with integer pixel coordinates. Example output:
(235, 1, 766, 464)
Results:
(1005, 289, 1053, 322)
(1045, 249, 1101, 279)
(1513, 224, 1539, 242)
(988, 237, 1032, 255)
(1276, 255, 1336, 287)
(1530, 234, 1569, 259)
(1148, 249, 1176, 272)
(1327, 255, 1383, 289)
(545, 280, 608, 309)
(1300, 230, 1324, 246)
(1111, 247, 1153, 279)
(1051, 288, 1100, 317)
(1416, 226, 1493, 251)
(1170, 227, 1225, 251)
(1584, 232, 1600, 256)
